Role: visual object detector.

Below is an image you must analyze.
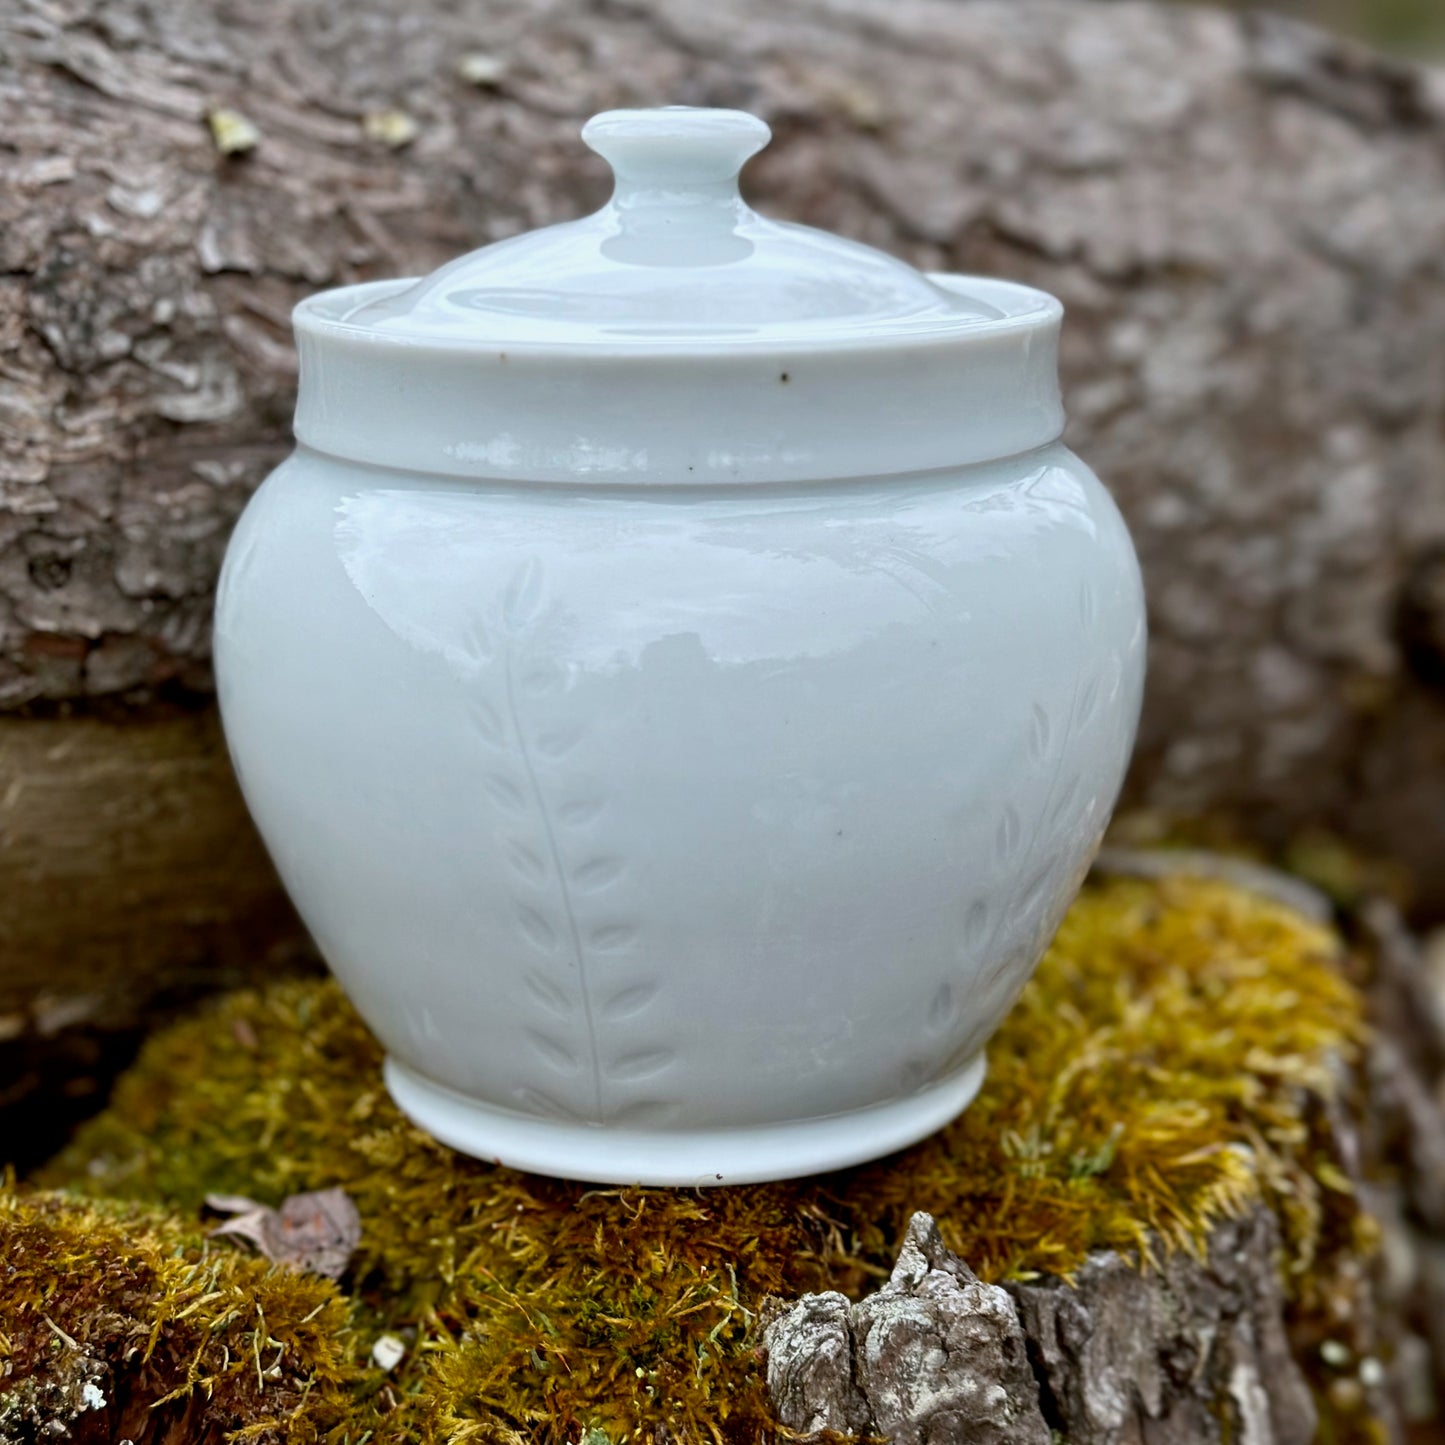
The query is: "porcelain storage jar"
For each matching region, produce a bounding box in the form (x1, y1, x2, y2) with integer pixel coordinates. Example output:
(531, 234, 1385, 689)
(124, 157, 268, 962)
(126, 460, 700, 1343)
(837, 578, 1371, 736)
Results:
(214, 108, 1146, 1186)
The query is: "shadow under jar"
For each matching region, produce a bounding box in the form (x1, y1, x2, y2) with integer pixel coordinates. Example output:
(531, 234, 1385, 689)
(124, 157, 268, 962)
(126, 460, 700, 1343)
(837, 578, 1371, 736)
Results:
(214, 107, 1147, 1186)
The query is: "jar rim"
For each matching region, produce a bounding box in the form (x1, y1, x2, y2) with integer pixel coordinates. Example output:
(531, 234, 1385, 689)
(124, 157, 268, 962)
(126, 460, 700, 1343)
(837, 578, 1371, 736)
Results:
(291, 273, 1066, 486)
(294, 273, 1061, 357)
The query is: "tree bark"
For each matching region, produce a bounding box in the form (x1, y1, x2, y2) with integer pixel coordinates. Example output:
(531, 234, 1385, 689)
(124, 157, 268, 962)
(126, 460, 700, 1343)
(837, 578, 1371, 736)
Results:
(765, 1213, 1054, 1445)
(764, 1208, 1326, 1445)
(1010, 1211, 1320, 1445)
(3, 0, 1445, 1019)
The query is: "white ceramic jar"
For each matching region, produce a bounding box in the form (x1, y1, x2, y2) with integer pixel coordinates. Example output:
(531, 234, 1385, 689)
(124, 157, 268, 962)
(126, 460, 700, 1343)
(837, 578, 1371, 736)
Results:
(215, 108, 1146, 1186)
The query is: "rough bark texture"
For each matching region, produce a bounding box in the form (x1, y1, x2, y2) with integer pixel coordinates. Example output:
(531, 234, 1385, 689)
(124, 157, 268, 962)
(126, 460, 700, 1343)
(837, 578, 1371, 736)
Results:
(3, 3, 1445, 994)
(764, 1212, 1051, 1445)
(1357, 898, 1445, 1428)
(4, 0, 1445, 853)
(1010, 1213, 1317, 1445)
(764, 1209, 1317, 1445)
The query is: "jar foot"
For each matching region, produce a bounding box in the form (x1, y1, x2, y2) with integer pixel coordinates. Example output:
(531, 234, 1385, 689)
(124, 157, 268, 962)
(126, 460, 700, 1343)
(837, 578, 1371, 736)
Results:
(382, 1052, 987, 1186)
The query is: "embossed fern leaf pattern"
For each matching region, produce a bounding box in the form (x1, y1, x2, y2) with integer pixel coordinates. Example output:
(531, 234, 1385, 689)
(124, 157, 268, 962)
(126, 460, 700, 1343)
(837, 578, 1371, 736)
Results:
(955, 576, 1104, 1051)
(1005, 576, 1104, 959)
(464, 559, 668, 1127)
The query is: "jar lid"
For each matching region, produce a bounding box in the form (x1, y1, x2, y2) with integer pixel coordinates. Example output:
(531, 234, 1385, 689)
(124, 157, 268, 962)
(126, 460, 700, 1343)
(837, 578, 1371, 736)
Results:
(293, 107, 1065, 483)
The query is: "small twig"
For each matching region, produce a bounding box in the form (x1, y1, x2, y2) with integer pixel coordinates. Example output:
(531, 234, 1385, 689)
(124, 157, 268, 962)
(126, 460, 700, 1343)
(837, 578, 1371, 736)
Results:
(254, 1303, 266, 1393)
(42, 1315, 78, 1350)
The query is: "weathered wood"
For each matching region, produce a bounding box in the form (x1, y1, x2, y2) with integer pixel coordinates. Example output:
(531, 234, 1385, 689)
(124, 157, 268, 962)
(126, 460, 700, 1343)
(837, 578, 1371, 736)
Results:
(0, 708, 294, 1022)
(765, 1213, 1052, 1444)
(764, 1209, 1322, 1445)
(1357, 897, 1445, 1428)
(0, 706, 303, 1164)
(1010, 1212, 1319, 1445)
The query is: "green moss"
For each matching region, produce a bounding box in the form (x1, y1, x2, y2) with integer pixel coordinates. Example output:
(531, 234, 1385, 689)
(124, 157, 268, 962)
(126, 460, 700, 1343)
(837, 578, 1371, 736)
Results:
(848, 875, 1363, 1283)
(0, 1190, 352, 1443)
(25, 876, 1367, 1442)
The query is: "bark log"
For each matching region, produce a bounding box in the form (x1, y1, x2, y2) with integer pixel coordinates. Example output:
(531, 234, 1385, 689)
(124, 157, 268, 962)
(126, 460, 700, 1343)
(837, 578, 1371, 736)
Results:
(1011, 1211, 1318, 1445)
(1356, 897, 1445, 1427)
(765, 1213, 1051, 1445)
(0, 709, 294, 1024)
(3, 0, 1445, 1014)
(0, 706, 303, 1169)
(764, 1209, 1321, 1445)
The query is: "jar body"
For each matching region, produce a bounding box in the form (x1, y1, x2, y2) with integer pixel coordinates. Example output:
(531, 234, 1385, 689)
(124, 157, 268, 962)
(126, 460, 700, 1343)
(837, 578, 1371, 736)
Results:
(214, 444, 1145, 1184)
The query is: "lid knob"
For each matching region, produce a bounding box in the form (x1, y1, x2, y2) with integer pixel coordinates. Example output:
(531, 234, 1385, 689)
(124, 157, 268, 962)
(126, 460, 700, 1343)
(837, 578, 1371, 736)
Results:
(582, 107, 771, 204)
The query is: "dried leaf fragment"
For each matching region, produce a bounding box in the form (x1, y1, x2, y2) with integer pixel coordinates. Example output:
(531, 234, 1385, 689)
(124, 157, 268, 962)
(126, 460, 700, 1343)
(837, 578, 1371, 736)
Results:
(207, 1186, 360, 1278)
(364, 109, 420, 148)
(207, 107, 261, 155)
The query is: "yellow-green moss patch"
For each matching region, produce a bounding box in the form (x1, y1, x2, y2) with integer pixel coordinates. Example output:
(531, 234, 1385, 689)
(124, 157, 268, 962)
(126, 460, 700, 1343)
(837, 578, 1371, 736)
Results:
(29, 876, 1366, 1442)
(0, 1190, 353, 1443)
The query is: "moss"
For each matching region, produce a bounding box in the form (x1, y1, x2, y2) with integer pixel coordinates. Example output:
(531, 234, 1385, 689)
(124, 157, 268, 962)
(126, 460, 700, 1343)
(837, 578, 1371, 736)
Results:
(0, 1190, 352, 1444)
(27, 876, 1368, 1442)
(1281, 829, 1411, 912)
(848, 875, 1362, 1282)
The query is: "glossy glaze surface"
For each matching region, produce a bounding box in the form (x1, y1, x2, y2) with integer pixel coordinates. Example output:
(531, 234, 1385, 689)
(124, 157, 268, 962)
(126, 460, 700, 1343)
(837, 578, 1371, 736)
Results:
(347, 106, 1008, 346)
(214, 443, 1145, 1181)
(292, 107, 1065, 487)
(216, 106, 1147, 1183)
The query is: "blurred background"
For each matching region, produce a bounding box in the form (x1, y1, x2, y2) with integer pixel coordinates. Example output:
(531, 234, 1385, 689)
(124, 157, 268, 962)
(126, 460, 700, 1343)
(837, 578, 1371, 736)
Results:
(1202, 0, 1445, 53)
